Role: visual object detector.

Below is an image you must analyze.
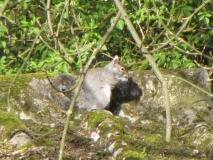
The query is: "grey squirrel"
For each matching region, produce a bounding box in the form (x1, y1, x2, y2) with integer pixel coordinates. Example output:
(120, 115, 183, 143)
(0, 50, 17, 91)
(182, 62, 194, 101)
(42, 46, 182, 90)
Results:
(51, 56, 129, 111)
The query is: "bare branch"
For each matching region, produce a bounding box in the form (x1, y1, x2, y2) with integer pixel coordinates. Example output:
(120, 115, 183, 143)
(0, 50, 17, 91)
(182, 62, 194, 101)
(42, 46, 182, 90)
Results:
(0, 0, 10, 16)
(46, 0, 54, 35)
(46, 0, 59, 49)
(5, 0, 23, 10)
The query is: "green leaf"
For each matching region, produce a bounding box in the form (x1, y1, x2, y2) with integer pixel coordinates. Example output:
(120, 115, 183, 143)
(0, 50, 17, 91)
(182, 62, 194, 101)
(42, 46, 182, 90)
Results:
(1, 41, 6, 48)
(62, 63, 69, 73)
(23, 2, 28, 9)
(4, 48, 10, 54)
(0, 25, 8, 32)
(201, 33, 210, 40)
(116, 19, 124, 30)
(180, 44, 188, 50)
(38, 61, 45, 68)
(198, 12, 203, 16)
(199, 15, 204, 21)
(204, 17, 209, 25)
(171, 59, 181, 69)
(30, 61, 38, 68)
(101, 45, 107, 51)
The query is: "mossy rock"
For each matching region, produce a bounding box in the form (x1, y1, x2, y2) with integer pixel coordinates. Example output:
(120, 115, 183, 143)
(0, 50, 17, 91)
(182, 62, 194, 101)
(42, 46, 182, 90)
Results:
(117, 150, 146, 160)
(86, 111, 125, 133)
(0, 111, 26, 138)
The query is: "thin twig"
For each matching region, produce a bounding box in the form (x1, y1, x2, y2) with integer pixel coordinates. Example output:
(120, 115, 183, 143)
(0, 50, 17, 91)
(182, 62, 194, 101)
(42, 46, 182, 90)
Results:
(45, 71, 78, 93)
(56, 0, 70, 35)
(5, 0, 23, 10)
(170, 75, 213, 97)
(168, 38, 199, 56)
(46, 0, 58, 49)
(46, 0, 54, 35)
(0, 15, 16, 25)
(5, 48, 30, 67)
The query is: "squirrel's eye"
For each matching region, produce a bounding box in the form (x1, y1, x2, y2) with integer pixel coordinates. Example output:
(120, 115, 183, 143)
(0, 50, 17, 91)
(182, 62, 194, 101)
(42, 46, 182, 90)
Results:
(120, 67, 124, 71)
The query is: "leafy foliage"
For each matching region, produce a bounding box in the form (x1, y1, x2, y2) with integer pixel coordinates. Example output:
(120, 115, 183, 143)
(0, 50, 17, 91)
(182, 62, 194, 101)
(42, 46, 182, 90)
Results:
(0, 0, 213, 74)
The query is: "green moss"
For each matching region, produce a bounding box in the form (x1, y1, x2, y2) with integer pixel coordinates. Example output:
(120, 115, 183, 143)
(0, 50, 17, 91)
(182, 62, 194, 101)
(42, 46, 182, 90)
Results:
(123, 122, 167, 154)
(27, 155, 44, 160)
(200, 137, 211, 150)
(144, 134, 163, 144)
(194, 111, 211, 123)
(118, 150, 146, 160)
(68, 125, 76, 131)
(37, 136, 51, 145)
(0, 111, 26, 137)
(86, 111, 124, 133)
(143, 134, 166, 152)
(18, 142, 34, 150)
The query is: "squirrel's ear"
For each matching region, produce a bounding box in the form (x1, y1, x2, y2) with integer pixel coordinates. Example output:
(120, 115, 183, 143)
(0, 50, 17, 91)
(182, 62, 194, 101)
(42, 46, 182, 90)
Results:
(113, 55, 119, 64)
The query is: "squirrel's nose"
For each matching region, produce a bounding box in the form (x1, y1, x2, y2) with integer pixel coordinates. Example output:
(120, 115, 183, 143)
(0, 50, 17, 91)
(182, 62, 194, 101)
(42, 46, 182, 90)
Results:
(125, 72, 129, 79)
(124, 74, 129, 82)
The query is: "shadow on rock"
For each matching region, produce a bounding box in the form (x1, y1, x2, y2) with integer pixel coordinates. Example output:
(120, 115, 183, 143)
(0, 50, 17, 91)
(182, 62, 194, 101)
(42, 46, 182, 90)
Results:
(109, 78, 143, 114)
